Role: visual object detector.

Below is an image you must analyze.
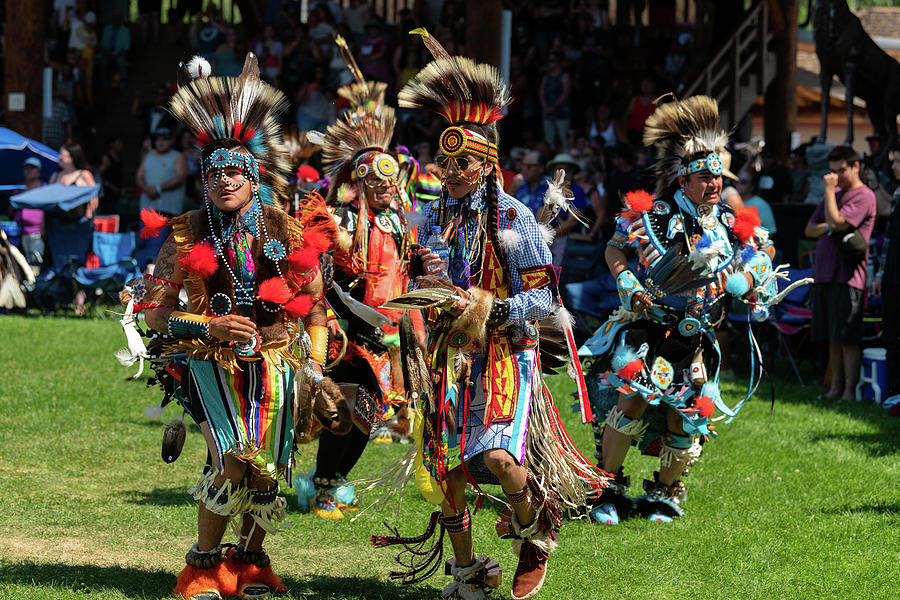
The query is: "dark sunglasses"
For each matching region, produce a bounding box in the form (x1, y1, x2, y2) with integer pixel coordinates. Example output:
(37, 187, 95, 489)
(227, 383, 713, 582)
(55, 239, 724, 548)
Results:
(436, 154, 478, 172)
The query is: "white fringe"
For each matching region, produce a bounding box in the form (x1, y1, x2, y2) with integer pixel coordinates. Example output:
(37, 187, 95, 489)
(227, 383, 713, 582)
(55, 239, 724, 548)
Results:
(658, 442, 703, 468)
(348, 442, 418, 522)
(525, 369, 602, 510)
(605, 406, 647, 440)
(245, 494, 290, 537)
(498, 228, 522, 253)
(189, 470, 250, 518)
(509, 510, 558, 556)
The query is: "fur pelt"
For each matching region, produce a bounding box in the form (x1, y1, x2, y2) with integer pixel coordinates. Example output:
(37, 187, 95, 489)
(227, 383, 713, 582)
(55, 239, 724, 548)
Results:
(450, 287, 494, 344)
(313, 376, 353, 435)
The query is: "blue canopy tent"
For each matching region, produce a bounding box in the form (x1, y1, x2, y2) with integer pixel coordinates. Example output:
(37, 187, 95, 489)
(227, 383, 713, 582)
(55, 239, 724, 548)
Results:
(0, 127, 59, 184)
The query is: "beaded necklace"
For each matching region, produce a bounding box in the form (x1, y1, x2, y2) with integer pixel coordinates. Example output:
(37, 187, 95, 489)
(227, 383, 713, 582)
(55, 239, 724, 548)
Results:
(204, 188, 290, 311)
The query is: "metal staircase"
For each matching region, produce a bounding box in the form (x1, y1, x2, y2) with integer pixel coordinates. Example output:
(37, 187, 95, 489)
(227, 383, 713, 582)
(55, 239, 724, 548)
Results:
(681, 0, 776, 128)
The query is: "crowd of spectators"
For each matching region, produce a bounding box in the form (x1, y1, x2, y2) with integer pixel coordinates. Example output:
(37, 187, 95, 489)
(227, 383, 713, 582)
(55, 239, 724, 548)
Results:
(5, 1, 900, 407)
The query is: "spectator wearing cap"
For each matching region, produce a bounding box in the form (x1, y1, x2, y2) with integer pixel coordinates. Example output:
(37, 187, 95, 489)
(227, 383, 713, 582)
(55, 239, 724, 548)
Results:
(804, 145, 876, 401)
(14, 158, 47, 264)
(542, 153, 589, 266)
(513, 150, 550, 215)
(136, 127, 187, 265)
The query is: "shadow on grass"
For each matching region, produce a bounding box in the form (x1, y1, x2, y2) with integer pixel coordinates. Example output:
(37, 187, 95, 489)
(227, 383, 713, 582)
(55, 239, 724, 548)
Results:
(0, 561, 173, 598)
(281, 574, 436, 599)
(807, 430, 900, 457)
(0, 562, 436, 599)
(122, 487, 195, 507)
(820, 501, 900, 516)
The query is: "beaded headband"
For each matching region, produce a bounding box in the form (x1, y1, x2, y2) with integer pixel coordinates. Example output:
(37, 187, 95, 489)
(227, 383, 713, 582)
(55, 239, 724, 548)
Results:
(438, 126, 498, 163)
(353, 150, 399, 182)
(678, 152, 722, 178)
(203, 148, 260, 183)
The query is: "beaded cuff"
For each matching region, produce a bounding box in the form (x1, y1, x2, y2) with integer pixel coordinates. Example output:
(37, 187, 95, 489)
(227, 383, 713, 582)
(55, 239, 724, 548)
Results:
(615, 270, 646, 310)
(442, 509, 471, 534)
(168, 311, 213, 340)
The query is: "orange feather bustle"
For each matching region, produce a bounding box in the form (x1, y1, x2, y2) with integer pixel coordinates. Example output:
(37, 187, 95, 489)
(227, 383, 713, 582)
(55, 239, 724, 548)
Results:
(139, 208, 170, 239)
(180, 242, 218, 277)
(623, 190, 653, 214)
(695, 395, 715, 418)
(616, 359, 644, 381)
(283, 294, 314, 318)
(258, 277, 292, 304)
(732, 206, 761, 243)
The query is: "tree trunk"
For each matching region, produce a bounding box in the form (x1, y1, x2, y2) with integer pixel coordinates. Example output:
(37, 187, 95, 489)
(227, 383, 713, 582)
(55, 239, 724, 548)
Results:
(764, 0, 799, 161)
(4, 0, 45, 139)
(465, 0, 501, 66)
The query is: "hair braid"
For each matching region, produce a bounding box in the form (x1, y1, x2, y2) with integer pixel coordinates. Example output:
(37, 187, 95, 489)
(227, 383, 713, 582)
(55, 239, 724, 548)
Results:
(485, 170, 509, 286)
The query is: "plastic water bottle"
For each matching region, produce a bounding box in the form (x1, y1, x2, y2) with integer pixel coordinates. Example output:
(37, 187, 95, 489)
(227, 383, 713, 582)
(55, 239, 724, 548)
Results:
(426, 225, 450, 279)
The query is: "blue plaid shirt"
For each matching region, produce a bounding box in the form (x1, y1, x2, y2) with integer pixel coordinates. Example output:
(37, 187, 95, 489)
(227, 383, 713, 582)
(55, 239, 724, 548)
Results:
(418, 185, 554, 326)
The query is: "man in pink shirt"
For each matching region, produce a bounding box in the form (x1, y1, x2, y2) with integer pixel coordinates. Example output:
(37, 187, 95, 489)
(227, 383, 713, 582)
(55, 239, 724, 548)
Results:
(804, 146, 877, 400)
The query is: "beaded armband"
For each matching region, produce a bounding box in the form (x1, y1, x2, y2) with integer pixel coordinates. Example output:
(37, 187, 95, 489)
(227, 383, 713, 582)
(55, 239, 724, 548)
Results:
(132, 273, 181, 312)
(742, 250, 778, 306)
(615, 270, 647, 310)
(607, 234, 628, 250)
(520, 264, 558, 291)
(168, 311, 213, 340)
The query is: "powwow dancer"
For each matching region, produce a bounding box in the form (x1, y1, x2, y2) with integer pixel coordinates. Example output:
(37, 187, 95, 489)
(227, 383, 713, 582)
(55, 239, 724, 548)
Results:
(291, 37, 424, 519)
(369, 30, 606, 600)
(579, 95, 803, 525)
(119, 54, 341, 600)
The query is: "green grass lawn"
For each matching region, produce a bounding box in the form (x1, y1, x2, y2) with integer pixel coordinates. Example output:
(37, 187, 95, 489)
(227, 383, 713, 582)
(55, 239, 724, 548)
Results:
(1, 314, 898, 599)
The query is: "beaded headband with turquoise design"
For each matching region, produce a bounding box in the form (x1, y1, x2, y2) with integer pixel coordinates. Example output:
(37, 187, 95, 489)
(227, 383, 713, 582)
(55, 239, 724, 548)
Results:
(678, 152, 723, 178)
(203, 148, 260, 182)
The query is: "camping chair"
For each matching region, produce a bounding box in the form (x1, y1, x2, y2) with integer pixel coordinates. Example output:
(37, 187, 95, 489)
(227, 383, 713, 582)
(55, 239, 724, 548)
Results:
(28, 215, 94, 311)
(74, 231, 140, 317)
(768, 267, 814, 385)
(725, 266, 813, 386)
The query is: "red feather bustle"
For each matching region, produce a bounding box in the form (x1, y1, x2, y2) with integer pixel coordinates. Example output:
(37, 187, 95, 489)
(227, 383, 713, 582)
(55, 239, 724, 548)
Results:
(733, 206, 761, 243)
(623, 190, 653, 214)
(257, 277, 293, 304)
(139, 208, 170, 239)
(283, 294, 314, 318)
(288, 248, 321, 272)
(302, 229, 332, 254)
(616, 359, 644, 381)
(695, 395, 715, 418)
(180, 241, 218, 277)
(288, 229, 332, 272)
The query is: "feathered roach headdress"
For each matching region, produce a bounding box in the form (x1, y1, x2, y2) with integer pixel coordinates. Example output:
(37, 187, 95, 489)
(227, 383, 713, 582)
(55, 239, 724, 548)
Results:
(643, 94, 729, 197)
(335, 35, 387, 110)
(398, 28, 510, 164)
(168, 53, 291, 206)
(320, 33, 399, 200)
